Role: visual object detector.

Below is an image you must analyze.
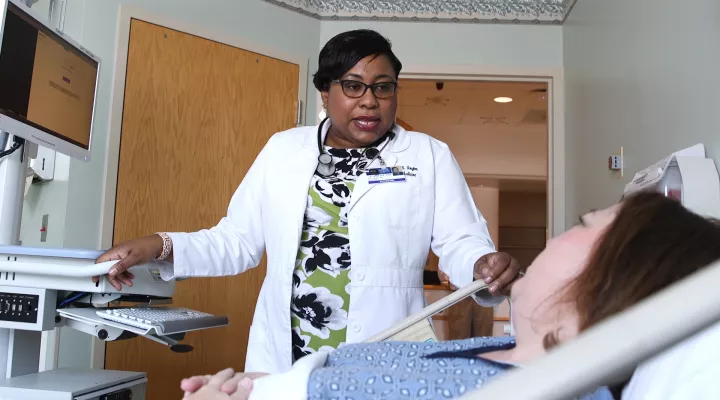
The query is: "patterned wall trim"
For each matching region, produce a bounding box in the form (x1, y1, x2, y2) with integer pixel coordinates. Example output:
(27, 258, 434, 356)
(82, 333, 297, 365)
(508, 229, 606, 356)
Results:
(262, 0, 577, 25)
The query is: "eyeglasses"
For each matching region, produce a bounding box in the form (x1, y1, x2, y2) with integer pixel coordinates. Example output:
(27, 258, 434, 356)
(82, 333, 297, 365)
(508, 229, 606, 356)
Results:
(331, 79, 398, 99)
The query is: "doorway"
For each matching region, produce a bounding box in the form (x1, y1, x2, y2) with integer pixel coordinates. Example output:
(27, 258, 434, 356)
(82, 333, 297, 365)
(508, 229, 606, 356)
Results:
(104, 18, 300, 399)
(396, 79, 551, 339)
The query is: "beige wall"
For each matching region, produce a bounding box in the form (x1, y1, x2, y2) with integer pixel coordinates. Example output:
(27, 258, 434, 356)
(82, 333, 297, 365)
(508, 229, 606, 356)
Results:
(499, 191, 547, 269)
(470, 186, 500, 245)
(500, 192, 548, 228)
(493, 190, 548, 336)
(434, 125, 548, 178)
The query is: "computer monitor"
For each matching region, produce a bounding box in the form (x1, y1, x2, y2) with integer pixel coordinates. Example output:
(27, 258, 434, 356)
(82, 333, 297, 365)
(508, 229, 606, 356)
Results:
(0, 0, 100, 161)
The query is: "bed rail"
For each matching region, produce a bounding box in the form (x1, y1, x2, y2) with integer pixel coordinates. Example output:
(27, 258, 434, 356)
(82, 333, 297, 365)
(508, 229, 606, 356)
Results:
(461, 258, 720, 399)
(365, 280, 490, 342)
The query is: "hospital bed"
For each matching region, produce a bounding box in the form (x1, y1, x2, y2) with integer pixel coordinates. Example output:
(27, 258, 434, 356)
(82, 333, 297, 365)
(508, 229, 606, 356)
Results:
(457, 257, 720, 399)
(363, 257, 720, 399)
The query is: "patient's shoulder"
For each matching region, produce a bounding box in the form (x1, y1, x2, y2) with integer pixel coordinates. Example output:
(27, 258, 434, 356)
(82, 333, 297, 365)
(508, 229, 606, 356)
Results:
(436, 336, 516, 350)
(328, 336, 516, 365)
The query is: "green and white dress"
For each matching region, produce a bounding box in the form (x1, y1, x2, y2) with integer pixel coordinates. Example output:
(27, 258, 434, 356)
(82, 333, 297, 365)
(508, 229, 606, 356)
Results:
(291, 146, 368, 362)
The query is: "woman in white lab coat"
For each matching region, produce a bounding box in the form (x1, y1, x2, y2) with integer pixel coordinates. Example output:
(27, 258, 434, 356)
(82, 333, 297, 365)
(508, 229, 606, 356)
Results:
(96, 29, 522, 374)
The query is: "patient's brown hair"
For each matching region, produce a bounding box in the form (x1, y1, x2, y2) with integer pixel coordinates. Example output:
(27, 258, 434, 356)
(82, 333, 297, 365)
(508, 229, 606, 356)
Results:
(566, 191, 720, 336)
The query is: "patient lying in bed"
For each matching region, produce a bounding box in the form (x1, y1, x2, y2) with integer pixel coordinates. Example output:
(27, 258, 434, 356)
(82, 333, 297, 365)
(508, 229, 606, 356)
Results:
(182, 191, 720, 400)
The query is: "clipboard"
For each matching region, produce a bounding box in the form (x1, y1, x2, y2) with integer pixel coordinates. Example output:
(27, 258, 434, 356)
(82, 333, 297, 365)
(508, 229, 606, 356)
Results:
(364, 280, 491, 343)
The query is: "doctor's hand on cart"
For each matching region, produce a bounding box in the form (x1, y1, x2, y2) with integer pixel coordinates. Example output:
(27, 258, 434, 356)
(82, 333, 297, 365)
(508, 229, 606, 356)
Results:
(91, 234, 166, 290)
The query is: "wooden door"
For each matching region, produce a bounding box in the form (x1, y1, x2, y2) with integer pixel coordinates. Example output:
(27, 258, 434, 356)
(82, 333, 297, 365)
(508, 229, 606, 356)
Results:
(107, 19, 299, 400)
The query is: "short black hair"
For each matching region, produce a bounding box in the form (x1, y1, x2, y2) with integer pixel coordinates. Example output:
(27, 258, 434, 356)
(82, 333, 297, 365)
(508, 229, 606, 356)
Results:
(313, 29, 402, 92)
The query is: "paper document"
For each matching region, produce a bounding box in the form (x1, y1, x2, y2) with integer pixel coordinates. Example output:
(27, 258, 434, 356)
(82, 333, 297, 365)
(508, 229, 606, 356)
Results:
(387, 318, 437, 342)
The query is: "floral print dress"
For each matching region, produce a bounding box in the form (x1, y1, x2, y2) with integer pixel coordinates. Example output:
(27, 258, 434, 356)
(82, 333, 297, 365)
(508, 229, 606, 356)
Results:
(291, 146, 369, 362)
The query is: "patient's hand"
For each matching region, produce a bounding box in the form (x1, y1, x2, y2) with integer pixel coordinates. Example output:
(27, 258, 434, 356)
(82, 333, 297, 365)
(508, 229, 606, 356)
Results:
(181, 368, 268, 398)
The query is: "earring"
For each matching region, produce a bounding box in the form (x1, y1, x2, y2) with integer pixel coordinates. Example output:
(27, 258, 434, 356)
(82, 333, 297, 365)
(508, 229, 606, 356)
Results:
(318, 105, 327, 120)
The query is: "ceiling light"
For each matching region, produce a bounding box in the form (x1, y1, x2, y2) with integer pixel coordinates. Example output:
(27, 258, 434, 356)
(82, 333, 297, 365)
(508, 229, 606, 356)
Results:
(494, 97, 513, 103)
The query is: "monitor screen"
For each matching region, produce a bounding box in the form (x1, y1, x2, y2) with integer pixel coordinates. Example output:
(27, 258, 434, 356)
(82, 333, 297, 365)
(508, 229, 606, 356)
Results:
(0, 1, 99, 158)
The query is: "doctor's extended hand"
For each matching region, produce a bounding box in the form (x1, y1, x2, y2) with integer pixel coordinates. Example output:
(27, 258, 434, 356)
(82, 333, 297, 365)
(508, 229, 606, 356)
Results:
(92, 234, 165, 291)
(474, 252, 523, 296)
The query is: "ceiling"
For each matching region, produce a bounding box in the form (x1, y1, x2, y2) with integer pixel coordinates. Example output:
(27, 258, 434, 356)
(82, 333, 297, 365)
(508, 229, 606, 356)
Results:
(263, 0, 577, 24)
(398, 80, 548, 130)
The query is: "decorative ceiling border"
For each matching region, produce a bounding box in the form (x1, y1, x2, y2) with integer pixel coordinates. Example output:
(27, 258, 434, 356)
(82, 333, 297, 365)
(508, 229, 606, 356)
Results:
(262, 0, 577, 25)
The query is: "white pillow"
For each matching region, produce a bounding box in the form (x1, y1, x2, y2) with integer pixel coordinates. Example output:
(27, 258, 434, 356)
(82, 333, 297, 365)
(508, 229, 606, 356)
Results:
(622, 320, 720, 399)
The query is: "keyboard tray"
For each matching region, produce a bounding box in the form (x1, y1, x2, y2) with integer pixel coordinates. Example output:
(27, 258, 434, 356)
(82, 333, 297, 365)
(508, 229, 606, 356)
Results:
(58, 307, 228, 336)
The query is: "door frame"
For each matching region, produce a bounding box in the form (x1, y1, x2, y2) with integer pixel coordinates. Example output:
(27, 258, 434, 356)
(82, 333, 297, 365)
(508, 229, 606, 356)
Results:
(314, 65, 565, 239)
(94, 4, 309, 369)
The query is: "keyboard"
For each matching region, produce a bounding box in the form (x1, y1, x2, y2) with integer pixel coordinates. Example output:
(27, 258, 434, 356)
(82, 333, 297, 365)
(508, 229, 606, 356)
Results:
(96, 307, 228, 335)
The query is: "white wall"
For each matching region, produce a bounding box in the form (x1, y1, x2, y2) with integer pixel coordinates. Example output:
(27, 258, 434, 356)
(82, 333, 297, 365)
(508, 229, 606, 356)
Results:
(563, 0, 720, 225)
(320, 21, 564, 70)
(28, 0, 52, 19)
(20, 159, 70, 248)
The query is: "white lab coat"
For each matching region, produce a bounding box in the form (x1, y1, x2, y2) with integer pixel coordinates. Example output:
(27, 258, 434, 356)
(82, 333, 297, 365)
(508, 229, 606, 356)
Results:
(160, 122, 498, 374)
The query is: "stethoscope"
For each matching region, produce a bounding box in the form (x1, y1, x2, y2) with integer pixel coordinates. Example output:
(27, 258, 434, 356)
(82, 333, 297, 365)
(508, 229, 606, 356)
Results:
(316, 117, 395, 177)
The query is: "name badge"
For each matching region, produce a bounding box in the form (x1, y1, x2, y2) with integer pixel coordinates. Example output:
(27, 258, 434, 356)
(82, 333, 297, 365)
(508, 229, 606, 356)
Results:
(367, 166, 406, 184)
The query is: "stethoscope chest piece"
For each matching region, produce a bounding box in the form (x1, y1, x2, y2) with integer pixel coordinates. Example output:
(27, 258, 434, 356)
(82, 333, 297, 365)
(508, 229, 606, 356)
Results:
(318, 153, 332, 165)
(364, 148, 379, 160)
(317, 153, 335, 176)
